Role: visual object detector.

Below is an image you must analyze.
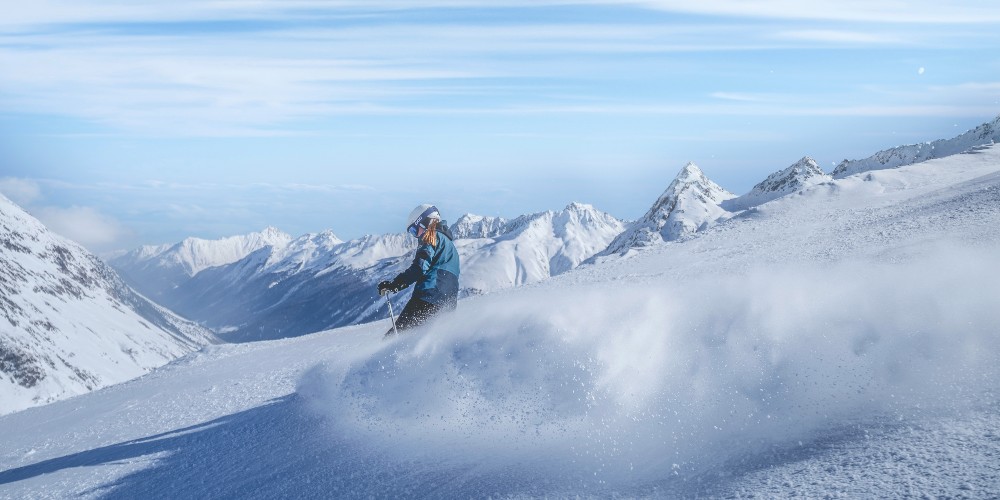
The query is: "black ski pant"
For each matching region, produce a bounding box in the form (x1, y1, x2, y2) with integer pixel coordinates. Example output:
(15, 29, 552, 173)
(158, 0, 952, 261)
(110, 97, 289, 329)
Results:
(386, 297, 442, 336)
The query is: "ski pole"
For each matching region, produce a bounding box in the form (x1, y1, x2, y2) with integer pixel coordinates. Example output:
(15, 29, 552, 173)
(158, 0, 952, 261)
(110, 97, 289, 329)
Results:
(385, 292, 399, 337)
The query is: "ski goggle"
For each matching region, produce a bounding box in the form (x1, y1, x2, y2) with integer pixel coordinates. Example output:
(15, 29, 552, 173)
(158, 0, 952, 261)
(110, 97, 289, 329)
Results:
(407, 221, 424, 237)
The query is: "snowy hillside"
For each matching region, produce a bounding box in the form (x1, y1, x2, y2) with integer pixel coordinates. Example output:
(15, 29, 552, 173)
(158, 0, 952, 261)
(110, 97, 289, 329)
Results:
(110, 227, 292, 305)
(598, 162, 735, 256)
(112, 203, 623, 342)
(1, 144, 998, 498)
(0, 194, 216, 416)
(832, 114, 1000, 178)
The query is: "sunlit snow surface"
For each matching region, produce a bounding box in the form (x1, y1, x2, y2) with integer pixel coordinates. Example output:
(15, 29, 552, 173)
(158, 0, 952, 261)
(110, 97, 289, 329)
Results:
(2, 146, 1000, 498)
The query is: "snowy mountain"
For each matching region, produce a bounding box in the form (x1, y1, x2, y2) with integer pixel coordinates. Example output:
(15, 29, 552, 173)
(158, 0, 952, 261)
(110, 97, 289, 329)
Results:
(0, 194, 216, 416)
(113, 203, 623, 342)
(110, 227, 292, 306)
(723, 156, 832, 211)
(3, 143, 998, 498)
(598, 162, 735, 256)
(832, 114, 1000, 178)
(457, 202, 625, 294)
(450, 213, 509, 239)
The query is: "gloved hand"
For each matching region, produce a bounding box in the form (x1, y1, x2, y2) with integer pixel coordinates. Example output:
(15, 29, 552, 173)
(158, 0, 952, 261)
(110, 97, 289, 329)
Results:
(378, 281, 407, 295)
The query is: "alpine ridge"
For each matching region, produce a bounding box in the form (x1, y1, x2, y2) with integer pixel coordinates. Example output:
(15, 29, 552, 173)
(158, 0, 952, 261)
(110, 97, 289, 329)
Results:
(832, 115, 1000, 178)
(111, 226, 293, 306)
(451, 213, 509, 239)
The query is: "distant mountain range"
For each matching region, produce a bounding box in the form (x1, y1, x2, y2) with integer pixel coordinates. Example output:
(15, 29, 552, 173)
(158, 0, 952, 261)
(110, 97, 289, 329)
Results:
(109, 114, 1000, 342)
(111, 203, 624, 342)
(0, 194, 216, 415)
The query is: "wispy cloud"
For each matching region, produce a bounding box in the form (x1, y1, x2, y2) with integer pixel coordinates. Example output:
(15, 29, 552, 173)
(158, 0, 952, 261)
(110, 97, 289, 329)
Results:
(3, 1, 993, 136)
(624, 0, 1000, 24)
(34, 205, 126, 249)
(0, 177, 42, 205)
(773, 29, 907, 45)
(709, 92, 778, 103)
(4, 1, 1000, 26)
(0, 177, 129, 251)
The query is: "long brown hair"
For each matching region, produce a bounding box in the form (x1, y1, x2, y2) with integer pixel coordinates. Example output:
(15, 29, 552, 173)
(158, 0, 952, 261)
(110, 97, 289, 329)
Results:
(420, 219, 439, 247)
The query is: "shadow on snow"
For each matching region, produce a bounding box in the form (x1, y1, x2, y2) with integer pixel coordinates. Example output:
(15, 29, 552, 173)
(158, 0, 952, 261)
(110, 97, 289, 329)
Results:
(0, 395, 423, 498)
(0, 395, 544, 499)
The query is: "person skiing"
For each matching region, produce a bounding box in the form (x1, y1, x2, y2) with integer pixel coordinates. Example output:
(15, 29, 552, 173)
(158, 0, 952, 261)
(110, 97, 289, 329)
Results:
(378, 204, 460, 336)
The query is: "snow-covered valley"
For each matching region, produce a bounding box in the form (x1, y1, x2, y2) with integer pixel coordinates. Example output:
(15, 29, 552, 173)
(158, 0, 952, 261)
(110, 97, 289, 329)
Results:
(2, 139, 999, 497)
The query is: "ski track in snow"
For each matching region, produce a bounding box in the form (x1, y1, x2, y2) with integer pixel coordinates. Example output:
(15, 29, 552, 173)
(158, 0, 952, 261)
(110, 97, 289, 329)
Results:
(2, 147, 1000, 498)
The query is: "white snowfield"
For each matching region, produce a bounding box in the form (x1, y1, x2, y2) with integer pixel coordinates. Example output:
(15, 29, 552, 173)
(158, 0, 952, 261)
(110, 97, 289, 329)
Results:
(1, 144, 999, 497)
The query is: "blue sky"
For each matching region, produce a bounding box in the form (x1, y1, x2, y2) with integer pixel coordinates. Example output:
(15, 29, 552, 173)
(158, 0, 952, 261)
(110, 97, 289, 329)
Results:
(1, 1, 999, 253)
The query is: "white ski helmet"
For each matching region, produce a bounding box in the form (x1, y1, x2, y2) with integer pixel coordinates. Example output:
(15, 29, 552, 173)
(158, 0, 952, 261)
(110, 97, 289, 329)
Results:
(407, 204, 441, 232)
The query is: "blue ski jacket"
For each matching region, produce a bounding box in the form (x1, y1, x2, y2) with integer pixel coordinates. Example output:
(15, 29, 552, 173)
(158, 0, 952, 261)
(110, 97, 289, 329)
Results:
(391, 222, 460, 308)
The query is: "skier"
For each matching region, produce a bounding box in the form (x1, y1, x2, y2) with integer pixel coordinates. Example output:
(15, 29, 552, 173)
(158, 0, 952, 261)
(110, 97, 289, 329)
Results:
(378, 204, 460, 336)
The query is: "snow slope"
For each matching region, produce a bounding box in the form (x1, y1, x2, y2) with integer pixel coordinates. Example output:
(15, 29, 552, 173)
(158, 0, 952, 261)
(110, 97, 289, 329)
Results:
(2, 145, 998, 498)
(0, 194, 216, 416)
(113, 203, 623, 342)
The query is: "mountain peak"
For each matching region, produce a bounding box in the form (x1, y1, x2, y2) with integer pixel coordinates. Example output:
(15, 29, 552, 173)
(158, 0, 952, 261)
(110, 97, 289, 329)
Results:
(452, 213, 509, 239)
(676, 162, 704, 181)
(661, 162, 730, 202)
(723, 156, 831, 212)
(563, 201, 594, 213)
(793, 156, 820, 170)
(598, 163, 734, 256)
(259, 226, 289, 239)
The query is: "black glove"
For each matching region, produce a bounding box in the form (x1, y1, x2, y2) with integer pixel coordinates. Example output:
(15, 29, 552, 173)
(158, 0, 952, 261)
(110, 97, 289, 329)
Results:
(379, 280, 410, 295)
